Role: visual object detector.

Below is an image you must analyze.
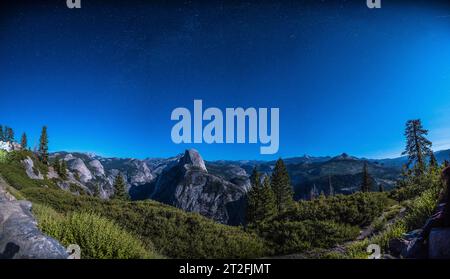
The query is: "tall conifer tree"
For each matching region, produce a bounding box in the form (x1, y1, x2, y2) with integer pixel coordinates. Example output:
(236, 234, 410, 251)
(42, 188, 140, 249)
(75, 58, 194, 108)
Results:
(246, 167, 261, 226)
(361, 161, 372, 192)
(38, 126, 49, 164)
(271, 158, 294, 214)
(402, 119, 432, 175)
(113, 173, 128, 200)
(429, 152, 438, 171)
(21, 133, 28, 149)
(5, 127, 14, 142)
(258, 176, 277, 223)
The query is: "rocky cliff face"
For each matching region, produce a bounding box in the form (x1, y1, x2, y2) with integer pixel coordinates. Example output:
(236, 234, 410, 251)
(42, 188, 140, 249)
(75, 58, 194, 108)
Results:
(147, 149, 248, 224)
(0, 179, 68, 259)
(48, 152, 165, 198)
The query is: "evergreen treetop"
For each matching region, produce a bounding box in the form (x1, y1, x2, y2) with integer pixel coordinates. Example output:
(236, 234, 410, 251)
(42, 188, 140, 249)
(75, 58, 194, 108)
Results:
(402, 119, 432, 174)
(429, 152, 438, 170)
(21, 133, 28, 149)
(361, 161, 372, 192)
(38, 126, 49, 165)
(113, 173, 129, 200)
(246, 168, 276, 228)
(5, 127, 14, 142)
(271, 158, 294, 214)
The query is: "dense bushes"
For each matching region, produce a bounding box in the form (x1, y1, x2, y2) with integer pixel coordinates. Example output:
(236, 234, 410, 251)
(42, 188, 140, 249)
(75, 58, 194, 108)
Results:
(402, 181, 442, 230)
(22, 187, 267, 259)
(258, 220, 359, 255)
(241, 192, 389, 255)
(287, 192, 391, 226)
(0, 150, 7, 163)
(389, 170, 442, 202)
(33, 204, 157, 259)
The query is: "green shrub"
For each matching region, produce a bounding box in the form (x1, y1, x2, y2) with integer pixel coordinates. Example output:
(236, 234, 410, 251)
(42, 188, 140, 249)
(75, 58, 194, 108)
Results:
(258, 220, 359, 255)
(288, 192, 390, 227)
(389, 170, 442, 201)
(403, 185, 441, 230)
(32, 204, 159, 259)
(0, 150, 7, 163)
(23, 188, 268, 259)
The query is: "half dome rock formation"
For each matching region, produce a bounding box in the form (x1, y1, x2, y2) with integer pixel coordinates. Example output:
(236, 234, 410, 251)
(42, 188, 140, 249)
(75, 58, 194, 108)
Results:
(179, 149, 207, 172)
(148, 149, 248, 224)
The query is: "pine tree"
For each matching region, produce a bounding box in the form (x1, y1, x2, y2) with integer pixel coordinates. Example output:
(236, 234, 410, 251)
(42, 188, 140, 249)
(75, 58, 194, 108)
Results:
(271, 158, 294, 214)
(20, 133, 27, 149)
(113, 173, 128, 200)
(328, 175, 334, 196)
(5, 127, 14, 142)
(52, 158, 60, 172)
(259, 176, 277, 223)
(246, 167, 262, 226)
(0, 125, 4, 141)
(361, 161, 372, 192)
(402, 119, 432, 175)
(246, 169, 276, 227)
(38, 126, 49, 165)
(429, 152, 438, 171)
(59, 160, 67, 179)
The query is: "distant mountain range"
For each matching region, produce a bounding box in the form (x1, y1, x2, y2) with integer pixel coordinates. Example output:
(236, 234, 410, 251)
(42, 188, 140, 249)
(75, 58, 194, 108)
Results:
(47, 149, 450, 225)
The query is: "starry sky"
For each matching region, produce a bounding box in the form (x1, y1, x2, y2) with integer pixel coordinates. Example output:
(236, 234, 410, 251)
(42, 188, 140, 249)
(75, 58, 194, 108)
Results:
(1, 0, 450, 160)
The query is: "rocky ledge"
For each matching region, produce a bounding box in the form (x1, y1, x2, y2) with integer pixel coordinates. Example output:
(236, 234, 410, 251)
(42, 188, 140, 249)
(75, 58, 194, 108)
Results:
(0, 182, 68, 259)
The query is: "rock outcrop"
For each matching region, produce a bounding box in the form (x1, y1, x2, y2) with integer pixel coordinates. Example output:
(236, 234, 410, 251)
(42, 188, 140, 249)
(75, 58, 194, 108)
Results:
(0, 180, 68, 259)
(0, 141, 22, 152)
(68, 158, 93, 183)
(88, 159, 105, 177)
(149, 149, 248, 224)
(179, 149, 207, 172)
(22, 157, 44, 180)
(388, 202, 450, 259)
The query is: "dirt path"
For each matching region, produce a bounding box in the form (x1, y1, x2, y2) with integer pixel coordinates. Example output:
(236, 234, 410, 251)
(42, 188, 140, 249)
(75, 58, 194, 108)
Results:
(270, 205, 407, 259)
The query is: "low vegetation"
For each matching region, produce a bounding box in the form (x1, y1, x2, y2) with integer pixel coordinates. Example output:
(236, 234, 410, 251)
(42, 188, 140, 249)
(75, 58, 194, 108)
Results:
(290, 192, 392, 226)
(326, 164, 444, 259)
(32, 204, 158, 259)
(22, 187, 267, 259)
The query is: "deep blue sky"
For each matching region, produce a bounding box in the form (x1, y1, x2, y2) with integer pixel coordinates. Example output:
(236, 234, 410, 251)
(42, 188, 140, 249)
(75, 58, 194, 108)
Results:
(1, 0, 450, 160)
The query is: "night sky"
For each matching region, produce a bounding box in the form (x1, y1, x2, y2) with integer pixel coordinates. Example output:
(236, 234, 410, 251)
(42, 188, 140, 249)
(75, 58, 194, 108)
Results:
(1, 0, 450, 160)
